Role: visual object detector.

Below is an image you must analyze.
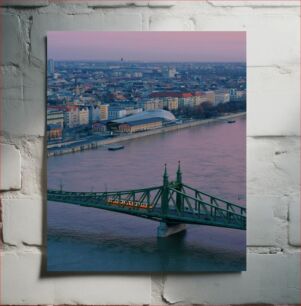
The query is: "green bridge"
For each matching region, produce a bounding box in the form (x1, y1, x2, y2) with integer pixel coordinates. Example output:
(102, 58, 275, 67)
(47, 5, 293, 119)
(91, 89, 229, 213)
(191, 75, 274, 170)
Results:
(48, 163, 246, 237)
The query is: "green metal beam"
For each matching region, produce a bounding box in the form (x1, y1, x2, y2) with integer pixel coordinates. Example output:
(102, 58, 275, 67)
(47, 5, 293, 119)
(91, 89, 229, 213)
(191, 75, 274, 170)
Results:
(47, 165, 246, 231)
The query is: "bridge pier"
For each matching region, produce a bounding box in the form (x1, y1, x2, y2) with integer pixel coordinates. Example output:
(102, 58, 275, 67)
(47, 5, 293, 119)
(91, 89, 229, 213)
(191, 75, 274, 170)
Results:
(157, 222, 186, 238)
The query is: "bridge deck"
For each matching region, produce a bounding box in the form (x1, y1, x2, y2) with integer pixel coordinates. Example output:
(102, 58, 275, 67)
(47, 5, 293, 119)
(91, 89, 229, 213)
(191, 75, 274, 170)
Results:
(48, 188, 246, 230)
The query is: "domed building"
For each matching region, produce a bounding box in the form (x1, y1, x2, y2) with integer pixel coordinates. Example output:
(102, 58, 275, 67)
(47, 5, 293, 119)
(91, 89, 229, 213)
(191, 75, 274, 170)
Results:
(113, 109, 176, 124)
(107, 109, 176, 133)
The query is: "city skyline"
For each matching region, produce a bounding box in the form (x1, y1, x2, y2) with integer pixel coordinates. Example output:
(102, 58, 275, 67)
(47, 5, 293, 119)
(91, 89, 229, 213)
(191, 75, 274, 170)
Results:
(47, 31, 246, 62)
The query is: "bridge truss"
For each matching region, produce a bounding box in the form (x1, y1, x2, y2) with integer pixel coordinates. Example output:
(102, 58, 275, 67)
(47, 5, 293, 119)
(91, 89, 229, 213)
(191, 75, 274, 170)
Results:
(48, 163, 246, 231)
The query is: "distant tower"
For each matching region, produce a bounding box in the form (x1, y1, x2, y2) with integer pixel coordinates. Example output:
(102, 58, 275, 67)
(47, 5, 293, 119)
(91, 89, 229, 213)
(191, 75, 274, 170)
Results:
(121, 57, 124, 62)
(168, 67, 176, 78)
(229, 88, 237, 100)
(48, 59, 55, 74)
(74, 78, 80, 95)
(75, 85, 80, 96)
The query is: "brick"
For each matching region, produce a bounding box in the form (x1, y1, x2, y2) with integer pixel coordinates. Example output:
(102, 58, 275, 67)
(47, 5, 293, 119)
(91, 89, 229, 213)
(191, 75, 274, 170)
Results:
(1, 13, 25, 66)
(149, 15, 194, 30)
(19, 138, 45, 196)
(250, 15, 300, 67)
(272, 137, 300, 187)
(247, 195, 285, 246)
(2, 251, 151, 304)
(0, 0, 48, 6)
(247, 137, 299, 197)
(39, 2, 93, 14)
(2, 198, 43, 246)
(193, 7, 300, 67)
(86, 1, 148, 7)
(101, 13, 142, 30)
(248, 66, 300, 136)
(1, 0, 174, 8)
(288, 193, 300, 246)
(0, 143, 21, 191)
(147, 1, 176, 7)
(247, 195, 288, 247)
(163, 253, 300, 304)
(0, 65, 23, 102)
(83, 0, 175, 7)
(207, 0, 300, 7)
(1, 65, 45, 136)
(1, 66, 23, 136)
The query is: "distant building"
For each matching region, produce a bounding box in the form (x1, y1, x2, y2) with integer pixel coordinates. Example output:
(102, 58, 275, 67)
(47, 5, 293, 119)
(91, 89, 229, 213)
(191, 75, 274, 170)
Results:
(118, 118, 163, 133)
(133, 72, 143, 78)
(124, 107, 143, 116)
(48, 59, 55, 74)
(92, 121, 107, 133)
(204, 91, 215, 104)
(166, 97, 178, 110)
(112, 109, 176, 124)
(148, 91, 215, 109)
(229, 88, 237, 100)
(47, 109, 64, 128)
(108, 107, 127, 120)
(64, 106, 79, 128)
(112, 71, 122, 77)
(79, 106, 89, 125)
(178, 93, 194, 108)
(47, 124, 62, 141)
(75, 85, 81, 96)
(100, 104, 109, 121)
(229, 89, 246, 101)
(141, 99, 163, 111)
(113, 91, 126, 101)
(193, 92, 209, 106)
(89, 105, 101, 123)
(236, 90, 246, 100)
(168, 67, 176, 78)
(149, 92, 193, 109)
(214, 90, 230, 105)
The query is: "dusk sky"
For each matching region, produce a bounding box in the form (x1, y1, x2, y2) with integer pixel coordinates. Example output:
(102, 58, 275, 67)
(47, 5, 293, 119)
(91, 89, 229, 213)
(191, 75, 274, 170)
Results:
(47, 31, 246, 62)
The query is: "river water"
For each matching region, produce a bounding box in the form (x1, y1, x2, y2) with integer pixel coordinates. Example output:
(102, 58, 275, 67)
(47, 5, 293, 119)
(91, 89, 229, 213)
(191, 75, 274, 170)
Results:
(47, 116, 246, 272)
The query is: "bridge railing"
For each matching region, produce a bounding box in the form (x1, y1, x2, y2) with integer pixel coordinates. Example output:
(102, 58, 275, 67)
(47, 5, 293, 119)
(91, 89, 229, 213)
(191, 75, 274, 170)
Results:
(49, 187, 160, 195)
(93, 186, 162, 196)
(181, 184, 246, 215)
(48, 184, 246, 229)
(48, 186, 164, 212)
(168, 187, 246, 228)
(104, 187, 163, 211)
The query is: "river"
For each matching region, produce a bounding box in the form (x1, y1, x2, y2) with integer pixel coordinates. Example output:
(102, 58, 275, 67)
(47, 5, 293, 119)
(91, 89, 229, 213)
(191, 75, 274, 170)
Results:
(47, 115, 246, 272)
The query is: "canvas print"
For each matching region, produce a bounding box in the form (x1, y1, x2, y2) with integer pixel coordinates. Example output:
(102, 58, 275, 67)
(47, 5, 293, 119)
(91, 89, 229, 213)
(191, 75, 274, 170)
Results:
(47, 32, 246, 272)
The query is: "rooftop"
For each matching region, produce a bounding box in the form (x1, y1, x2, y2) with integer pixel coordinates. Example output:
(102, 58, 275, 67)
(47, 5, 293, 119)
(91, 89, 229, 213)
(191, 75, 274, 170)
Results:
(122, 117, 163, 127)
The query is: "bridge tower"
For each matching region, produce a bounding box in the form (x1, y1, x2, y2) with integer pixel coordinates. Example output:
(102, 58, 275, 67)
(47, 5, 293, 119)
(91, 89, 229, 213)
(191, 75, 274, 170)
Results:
(176, 161, 183, 213)
(158, 163, 186, 238)
(161, 164, 169, 217)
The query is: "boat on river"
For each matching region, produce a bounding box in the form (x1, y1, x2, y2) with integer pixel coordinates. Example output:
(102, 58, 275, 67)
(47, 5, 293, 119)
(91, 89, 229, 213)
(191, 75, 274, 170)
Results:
(108, 144, 125, 151)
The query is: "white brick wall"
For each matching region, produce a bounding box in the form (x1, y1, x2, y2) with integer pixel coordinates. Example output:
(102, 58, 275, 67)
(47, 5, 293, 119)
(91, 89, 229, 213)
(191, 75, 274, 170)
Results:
(0, 143, 21, 191)
(0, 0, 300, 304)
(2, 198, 44, 246)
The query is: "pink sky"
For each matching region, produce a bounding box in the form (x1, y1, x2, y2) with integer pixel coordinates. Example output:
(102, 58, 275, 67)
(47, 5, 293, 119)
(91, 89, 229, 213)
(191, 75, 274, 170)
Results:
(47, 31, 246, 62)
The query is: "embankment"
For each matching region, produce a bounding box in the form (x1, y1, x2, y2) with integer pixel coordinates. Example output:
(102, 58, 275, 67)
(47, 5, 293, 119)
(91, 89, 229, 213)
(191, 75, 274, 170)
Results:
(47, 112, 246, 157)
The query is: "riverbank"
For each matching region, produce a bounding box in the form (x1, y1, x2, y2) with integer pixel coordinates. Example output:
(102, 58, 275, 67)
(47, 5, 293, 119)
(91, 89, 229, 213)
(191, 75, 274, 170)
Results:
(47, 112, 246, 157)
